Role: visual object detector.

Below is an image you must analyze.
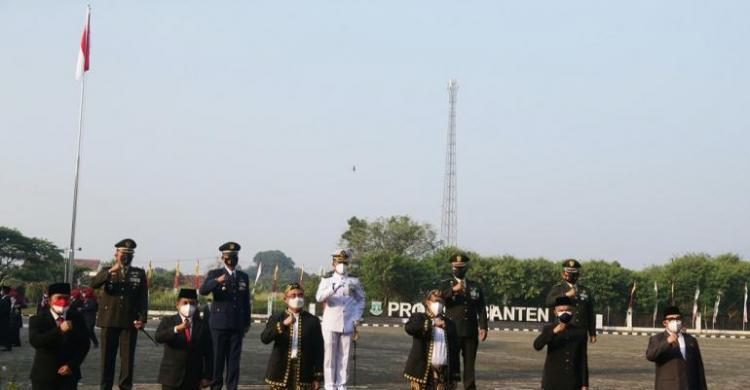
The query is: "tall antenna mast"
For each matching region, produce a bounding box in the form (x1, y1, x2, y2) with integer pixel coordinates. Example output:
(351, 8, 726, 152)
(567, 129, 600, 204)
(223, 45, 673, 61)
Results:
(441, 79, 458, 247)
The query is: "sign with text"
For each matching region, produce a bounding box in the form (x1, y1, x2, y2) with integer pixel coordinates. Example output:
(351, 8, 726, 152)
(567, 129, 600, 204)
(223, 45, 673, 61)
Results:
(370, 301, 550, 323)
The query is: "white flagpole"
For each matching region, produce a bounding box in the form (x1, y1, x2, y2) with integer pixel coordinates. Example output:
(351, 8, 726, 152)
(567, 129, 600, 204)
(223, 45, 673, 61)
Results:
(743, 283, 748, 331)
(67, 72, 87, 283)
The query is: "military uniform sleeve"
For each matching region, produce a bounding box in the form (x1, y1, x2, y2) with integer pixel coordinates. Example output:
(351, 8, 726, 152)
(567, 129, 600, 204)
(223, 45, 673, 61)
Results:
(545, 284, 563, 308)
(352, 278, 365, 321)
(199, 270, 219, 295)
(586, 288, 596, 336)
(90, 268, 111, 289)
(137, 268, 148, 324)
(243, 273, 252, 328)
(477, 284, 488, 330)
(260, 313, 287, 344)
(440, 279, 454, 301)
(315, 277, 335, 303)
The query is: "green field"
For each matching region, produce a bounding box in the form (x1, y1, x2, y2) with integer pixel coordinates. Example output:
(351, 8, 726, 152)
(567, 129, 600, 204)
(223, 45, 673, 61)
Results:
(1, 325, 747, 389)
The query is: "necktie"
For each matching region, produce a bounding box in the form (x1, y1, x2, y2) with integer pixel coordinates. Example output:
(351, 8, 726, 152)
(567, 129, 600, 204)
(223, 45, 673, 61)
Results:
(57, 317, 65, 326)
(184, 321, 191, 343)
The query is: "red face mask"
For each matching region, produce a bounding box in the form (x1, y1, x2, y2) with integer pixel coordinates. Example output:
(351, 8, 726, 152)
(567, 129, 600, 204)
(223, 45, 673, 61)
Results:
(51, 297, 70, 307)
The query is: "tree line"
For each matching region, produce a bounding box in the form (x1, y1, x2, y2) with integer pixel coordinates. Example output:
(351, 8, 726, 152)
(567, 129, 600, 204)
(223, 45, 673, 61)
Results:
(3, 219, 749, 328)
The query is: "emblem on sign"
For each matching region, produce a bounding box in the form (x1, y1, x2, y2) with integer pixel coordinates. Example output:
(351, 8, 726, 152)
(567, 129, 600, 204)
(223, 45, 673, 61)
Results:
(370, 301, 383, 316)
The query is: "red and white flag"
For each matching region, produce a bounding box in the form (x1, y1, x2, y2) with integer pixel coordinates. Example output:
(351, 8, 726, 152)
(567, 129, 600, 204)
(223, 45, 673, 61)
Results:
(75, 6, 91, 80)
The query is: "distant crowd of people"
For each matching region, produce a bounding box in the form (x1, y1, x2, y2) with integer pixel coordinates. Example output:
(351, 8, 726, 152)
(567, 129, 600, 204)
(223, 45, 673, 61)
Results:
(8, 238, 708, 390)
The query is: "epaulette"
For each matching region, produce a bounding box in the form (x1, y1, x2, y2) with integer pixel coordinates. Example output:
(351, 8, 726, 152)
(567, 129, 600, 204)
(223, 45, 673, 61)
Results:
(323, 271, 334, 278)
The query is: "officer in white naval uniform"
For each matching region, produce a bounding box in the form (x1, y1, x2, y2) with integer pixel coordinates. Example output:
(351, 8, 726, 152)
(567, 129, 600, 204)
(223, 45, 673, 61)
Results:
(315, 249, 365, 390)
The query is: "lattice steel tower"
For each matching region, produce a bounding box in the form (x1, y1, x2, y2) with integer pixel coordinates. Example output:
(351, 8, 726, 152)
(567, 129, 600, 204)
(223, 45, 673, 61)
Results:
(441, 79, 459, 247)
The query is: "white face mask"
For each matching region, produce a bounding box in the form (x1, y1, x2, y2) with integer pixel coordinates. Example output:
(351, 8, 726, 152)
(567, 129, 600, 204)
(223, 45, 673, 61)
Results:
(335, 263, 348, 275)
(288, 297, 305, 310)
(179, 304, 196, 318)
(52, 305, 69, 315)
(667, 320, 682, 333)
(430, 302, 443, 316)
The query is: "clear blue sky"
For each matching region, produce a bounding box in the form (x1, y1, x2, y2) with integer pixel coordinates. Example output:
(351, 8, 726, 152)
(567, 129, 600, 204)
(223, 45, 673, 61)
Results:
(1, 1, 748, 272)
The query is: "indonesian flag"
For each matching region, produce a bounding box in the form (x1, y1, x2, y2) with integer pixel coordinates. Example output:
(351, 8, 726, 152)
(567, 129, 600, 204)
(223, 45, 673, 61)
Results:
(692, 286, 701, 327)
(173, 260, 181, 290)
(75, 6, 91, 80)
(146, 261, 154, 288)
(194, 260, 202, 289)
(743, 283, 748, 325)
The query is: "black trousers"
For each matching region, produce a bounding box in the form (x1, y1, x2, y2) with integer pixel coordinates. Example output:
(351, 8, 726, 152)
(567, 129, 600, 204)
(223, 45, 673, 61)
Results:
(163, 383, 199, 390)
(458, 336, 478, 390)
(87, 322, 99, 347)
(210, 328, 244, 390)
(100, 327, 138, 390)
(32, 377, 78, 390)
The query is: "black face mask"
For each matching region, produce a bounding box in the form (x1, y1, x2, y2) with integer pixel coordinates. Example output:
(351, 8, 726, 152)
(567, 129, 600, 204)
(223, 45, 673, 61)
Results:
(120, 255, 133, 266)
(224, 256, 238, 268)
(558, 312, 573, 324)
(452, 268, 467, 279)
(564, 274, 579, 284)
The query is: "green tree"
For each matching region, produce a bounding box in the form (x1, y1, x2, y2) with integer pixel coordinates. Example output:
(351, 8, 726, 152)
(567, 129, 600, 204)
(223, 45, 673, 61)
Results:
(0, 226, 74, 284)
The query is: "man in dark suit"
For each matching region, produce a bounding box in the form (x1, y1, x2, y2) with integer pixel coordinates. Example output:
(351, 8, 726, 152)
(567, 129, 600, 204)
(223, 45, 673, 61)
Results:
(261, 282, 323, 390)
(545, 259, 596, 388)
(155, 288, 213, 390)
(534, 296, 588, 390)
(0, 286, 12, 351)
(90, 238, 149, 390)
(439, 254, 487, 390)
(28, 282, 90, 390)
(199, 242, 251, 390)
(646, 306, 707, 390)
(404, 289, 461, 390)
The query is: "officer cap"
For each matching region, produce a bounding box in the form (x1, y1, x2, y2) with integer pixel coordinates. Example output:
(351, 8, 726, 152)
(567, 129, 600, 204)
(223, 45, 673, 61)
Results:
(449, 253, 470, 266)
(178, 288, 198, 300)
(554, 296, 572, 307)
(48, 282, 71, 296)
(331, 248, 351, 262)
(115, 238, 137, 253)
(663, 306, 682, 319)
(219, 242, 241, 253)
(284, 282, 304, 294)
(562, 259, 581, 273)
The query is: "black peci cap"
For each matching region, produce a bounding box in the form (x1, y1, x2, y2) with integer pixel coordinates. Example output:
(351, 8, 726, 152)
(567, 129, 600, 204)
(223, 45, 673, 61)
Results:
(48, 282, 71, 296)
(663, 306, 682, 319)
(178, 288, 198, 300)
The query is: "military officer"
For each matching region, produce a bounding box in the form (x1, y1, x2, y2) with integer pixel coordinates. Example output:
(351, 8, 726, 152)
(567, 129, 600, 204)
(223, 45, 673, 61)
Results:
(545, 259, 596, 388)
(90, 238, 149, 390)
(199, 242, 251, 390)
(438, 253, 487, 390)
(533, 296, 589, 390)
(315, 249, 365, 390)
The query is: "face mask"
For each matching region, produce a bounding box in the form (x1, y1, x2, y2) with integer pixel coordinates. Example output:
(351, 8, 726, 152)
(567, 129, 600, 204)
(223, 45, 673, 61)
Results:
(565, 274, 578, 284)
(452, 268, 467, 279)
(558, 311, 573, 324)
(224, 256, 238, 268)
(288, 297, 305, 310)
(430, 302, 443, 316)
(51, 298, 70, 315)
(179, 304, 196, 318)
(335, 263, 348, 275)
(667, 320, 682, 333)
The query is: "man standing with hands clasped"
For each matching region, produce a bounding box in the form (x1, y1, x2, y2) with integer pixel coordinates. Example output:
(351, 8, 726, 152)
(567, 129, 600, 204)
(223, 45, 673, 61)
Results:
(545, 259, 596, 389)
(316, 249, 365, 390)
(91, 238, 148, 390)
(439, 254, 487, 390)
(646, 306, 707, 390)
(200, 242, 251, 390)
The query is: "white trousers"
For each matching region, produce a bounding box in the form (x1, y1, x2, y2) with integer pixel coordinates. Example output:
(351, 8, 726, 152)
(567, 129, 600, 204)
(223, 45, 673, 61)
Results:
(323, 331, 352, 390)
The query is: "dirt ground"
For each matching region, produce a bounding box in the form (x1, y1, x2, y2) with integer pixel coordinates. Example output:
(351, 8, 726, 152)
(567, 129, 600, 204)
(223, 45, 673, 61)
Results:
(1, 325, 747, 389)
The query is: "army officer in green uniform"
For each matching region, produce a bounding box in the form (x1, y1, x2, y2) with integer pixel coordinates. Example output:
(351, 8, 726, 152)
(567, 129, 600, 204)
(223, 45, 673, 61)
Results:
(91, 238, 149, 390)
(439, 254, 488, 390)
(545, 259, 595, 389)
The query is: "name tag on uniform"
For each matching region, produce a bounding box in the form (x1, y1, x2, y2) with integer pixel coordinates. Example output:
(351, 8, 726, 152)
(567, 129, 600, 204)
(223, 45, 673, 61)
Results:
(238, 281, 247, 290)
(129, 276, 141, 283)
